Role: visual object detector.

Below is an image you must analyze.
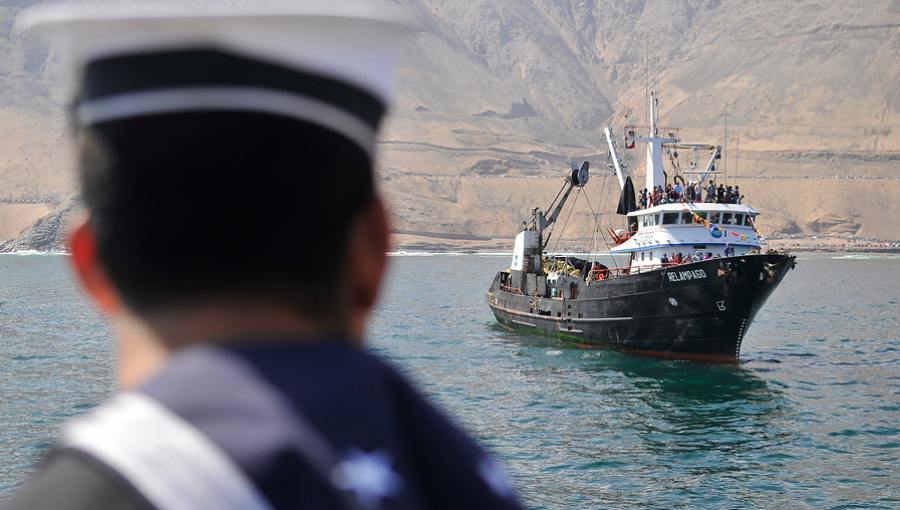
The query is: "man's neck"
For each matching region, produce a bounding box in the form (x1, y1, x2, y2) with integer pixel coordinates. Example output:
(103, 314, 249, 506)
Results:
(115, 301, 355, 389)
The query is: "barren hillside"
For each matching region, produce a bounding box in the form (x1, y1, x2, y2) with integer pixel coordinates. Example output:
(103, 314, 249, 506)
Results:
(1, 0, 899, 249)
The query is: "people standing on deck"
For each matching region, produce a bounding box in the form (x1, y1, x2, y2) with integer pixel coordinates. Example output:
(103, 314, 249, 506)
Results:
(706, 181, 716, 202)
(682, 252, 693, 264)
(660, 253, 669, 265)
(717, 184, 725, 203)
(673, 182, 682, 201)
(724, 244, 735, 257)
(674, 252, 683, 264)
(704, 252, 713, 260)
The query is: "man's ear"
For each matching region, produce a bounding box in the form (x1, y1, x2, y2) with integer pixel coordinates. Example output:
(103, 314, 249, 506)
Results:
(345, 196, 390, 333)
(69, 219, 121, 314)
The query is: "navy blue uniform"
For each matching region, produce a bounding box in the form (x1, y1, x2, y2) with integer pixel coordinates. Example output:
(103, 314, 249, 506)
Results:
(5, 340, 524, 510)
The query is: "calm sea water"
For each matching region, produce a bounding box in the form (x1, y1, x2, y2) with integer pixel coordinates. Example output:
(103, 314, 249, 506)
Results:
(0, 253, 898, 509)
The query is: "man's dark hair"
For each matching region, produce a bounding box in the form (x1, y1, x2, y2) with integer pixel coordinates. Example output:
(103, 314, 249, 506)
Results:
(80, 111, 374, 315)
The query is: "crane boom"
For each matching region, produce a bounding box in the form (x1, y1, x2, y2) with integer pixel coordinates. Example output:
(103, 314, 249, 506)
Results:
(604, 127, 627, 189)
(531, 161, 590, 233)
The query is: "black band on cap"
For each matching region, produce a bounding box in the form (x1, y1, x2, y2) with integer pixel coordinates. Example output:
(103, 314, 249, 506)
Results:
(77, 50, 386, 154)
(82, 49, 385, 127)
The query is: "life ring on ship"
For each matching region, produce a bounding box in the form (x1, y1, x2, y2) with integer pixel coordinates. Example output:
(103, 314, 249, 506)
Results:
(590, 266, 606, 281)
(588, 264, 609, 281)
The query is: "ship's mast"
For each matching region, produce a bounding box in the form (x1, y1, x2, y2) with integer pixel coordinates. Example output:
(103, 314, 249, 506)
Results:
(629, 92, 676, 191)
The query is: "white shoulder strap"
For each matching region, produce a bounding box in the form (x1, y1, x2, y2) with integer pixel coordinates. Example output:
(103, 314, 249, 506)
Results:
(64, 392, 275, 510)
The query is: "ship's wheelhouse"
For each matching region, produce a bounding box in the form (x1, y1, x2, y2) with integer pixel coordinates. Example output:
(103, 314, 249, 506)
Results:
(611, 203, 762, 272)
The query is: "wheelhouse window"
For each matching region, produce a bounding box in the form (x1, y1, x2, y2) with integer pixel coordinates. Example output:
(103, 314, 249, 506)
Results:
(733, 214, 744, 226)
(709, 212, 720, 224)
(695, 212, 707, 222)
(680, 212, 693, 224)
(722, 213, 733, 225)
(663, 212, 679, 225)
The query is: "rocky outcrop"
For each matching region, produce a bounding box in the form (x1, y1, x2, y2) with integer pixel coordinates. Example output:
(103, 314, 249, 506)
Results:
(0, 196, 79, 253)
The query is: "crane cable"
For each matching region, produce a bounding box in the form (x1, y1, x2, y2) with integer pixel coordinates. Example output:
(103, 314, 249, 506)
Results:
(550, 186, 583, 256)
(581, 188, 617, 268)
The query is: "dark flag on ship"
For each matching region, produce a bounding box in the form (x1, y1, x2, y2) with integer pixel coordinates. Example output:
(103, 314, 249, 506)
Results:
(616, 176, 639, 233)
(616, 176, 637, 215)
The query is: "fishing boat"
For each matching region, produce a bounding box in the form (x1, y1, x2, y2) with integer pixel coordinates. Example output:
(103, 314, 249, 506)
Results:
(486, 93, 796, 361)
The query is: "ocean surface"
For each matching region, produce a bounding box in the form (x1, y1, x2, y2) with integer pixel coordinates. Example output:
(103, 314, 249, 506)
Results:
(0, 252, 898, 509)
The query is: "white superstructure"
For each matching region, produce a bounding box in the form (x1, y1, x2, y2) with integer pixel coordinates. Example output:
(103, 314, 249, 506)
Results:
(611, 203, 761, 272)
(604, 93, 761, 273)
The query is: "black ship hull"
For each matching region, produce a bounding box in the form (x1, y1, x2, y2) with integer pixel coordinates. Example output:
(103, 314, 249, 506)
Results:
(486, 254, 796, 361)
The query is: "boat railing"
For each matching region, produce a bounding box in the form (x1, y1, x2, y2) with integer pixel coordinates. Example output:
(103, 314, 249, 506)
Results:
(606, 228, 637, 246)
(501, 285, 524, 295)
(586, 261, 699, 281)
(586, 265, 630, 281)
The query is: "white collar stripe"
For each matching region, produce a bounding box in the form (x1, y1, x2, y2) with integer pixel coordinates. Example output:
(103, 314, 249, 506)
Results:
(63, 392, 275, 510)
(76, 87, 376, 156)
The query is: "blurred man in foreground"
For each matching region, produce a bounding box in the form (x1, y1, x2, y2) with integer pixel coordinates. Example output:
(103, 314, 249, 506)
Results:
(6, 5, 525, 510)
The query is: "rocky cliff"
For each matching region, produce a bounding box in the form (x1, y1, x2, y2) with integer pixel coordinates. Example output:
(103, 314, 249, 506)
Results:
(0, 196, 78, 253)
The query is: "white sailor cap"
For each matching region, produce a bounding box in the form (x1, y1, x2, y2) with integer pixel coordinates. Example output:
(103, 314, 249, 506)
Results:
(18, 3, 410, 157)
